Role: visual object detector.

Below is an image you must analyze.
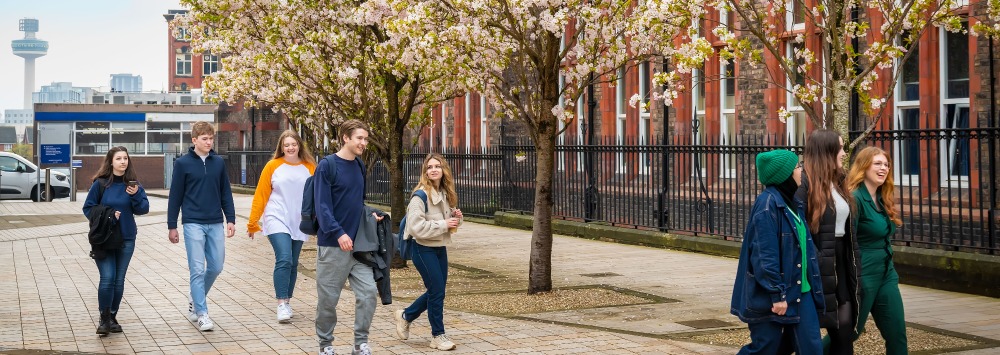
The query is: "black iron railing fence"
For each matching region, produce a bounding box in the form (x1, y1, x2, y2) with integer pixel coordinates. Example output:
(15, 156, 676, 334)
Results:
(225, 128, 1000, 254)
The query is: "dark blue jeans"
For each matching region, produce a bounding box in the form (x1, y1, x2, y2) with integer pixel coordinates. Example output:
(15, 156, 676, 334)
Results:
(267, 233, 303, 299)
(739, 294, 822, 354)
(95, 239, 135, 312)
(403, 243, 448, 336)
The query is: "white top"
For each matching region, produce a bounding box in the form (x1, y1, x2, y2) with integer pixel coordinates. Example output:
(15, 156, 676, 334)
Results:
(248, 159, 316, 241)
(832, 183, 850, 237)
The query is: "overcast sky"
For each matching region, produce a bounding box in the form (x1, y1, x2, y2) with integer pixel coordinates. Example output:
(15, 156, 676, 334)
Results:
(1, 0, 184, 113)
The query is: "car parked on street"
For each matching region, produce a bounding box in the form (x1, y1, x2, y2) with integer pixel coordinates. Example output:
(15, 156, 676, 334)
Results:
(0, 151, 71, 201)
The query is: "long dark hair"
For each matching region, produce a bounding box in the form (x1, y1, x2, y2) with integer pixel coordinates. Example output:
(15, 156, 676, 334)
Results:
(804, 129, 850, 233)
(92, 146, 138, 186)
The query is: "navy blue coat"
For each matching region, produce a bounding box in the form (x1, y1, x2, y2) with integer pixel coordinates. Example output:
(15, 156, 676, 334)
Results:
(731, 186, 825, 324)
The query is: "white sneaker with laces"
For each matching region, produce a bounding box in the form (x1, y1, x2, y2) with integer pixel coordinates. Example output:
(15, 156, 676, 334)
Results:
(352, 343, 372, 355)
(197, 314, 214, 331)
(430, 334, 456, 350)
(319, 345, 336, 355)
(276, 303, 292, 323)
(286, 302, 294, 318)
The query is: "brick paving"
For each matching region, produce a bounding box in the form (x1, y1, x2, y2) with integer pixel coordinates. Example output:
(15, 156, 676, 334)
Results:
(1, 191, 999, 354)
(0, 194, 728, 354)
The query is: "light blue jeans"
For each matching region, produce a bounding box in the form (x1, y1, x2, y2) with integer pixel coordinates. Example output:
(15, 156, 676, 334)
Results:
(267, 233, 303, 299)
(183, 223, 225, 316)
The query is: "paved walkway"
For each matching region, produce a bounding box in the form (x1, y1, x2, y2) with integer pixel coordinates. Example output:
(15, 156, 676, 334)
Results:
(0, 191, 998, 354)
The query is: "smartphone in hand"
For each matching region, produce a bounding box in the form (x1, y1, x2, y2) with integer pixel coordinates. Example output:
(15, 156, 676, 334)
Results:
(127, 181, 138, 188)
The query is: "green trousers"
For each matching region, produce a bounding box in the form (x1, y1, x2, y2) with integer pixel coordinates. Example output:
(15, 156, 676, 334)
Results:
(856, 249, 908, 354)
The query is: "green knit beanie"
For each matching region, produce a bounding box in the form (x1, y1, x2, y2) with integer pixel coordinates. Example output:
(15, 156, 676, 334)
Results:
(756, 149, 799, 186)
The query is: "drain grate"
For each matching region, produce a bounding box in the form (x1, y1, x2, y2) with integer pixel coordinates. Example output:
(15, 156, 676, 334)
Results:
(580, 272, 622, 278)
(677, 319, 734, 329)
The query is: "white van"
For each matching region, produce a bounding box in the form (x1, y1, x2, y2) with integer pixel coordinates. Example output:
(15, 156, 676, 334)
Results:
(0, 152, 72, 201)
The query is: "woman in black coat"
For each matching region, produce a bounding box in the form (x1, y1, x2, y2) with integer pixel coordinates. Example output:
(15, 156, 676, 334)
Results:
(795, 129, 861, 354)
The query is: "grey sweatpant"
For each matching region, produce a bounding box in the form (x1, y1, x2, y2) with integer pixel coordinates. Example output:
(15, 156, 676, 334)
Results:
(315, 245, 378, 350)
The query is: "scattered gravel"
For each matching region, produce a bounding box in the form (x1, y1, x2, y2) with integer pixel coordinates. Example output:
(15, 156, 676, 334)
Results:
(446, 288, 654, 316)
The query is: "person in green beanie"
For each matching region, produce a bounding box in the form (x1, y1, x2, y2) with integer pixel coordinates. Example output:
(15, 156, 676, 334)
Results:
(732, 149, 825, 354)
(845, 146, 908, 354)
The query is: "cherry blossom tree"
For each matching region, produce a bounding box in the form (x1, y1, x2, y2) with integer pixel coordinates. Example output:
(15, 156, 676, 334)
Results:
(671, 0, 988, 149)
(402, 0, 695, 293)
(178, 0, 459, 235)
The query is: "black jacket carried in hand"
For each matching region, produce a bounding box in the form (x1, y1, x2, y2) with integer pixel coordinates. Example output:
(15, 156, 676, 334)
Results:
(354, 205, 394, 305)
(87, 205, 123, 260)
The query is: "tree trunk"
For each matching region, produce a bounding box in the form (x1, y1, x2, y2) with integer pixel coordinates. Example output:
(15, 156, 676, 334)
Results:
(831, 79, 851, 137)
(528, 123, 556, 294)
(387, 132, 409, 268)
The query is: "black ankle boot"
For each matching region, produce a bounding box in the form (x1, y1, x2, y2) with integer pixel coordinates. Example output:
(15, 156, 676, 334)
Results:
(109, 311, 122, 333)
(96, 310, 111, 335)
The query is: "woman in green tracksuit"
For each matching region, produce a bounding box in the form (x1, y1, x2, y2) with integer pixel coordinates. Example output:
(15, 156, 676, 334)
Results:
(845, 146, 907, 354)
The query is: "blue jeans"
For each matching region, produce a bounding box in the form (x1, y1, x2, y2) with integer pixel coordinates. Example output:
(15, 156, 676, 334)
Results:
(183, 223, 225, 315)
(95, 240, 135, 312)
(403, 243, 448, 336)
(267, 233, 303, 299)
(739, 294, 822, 355)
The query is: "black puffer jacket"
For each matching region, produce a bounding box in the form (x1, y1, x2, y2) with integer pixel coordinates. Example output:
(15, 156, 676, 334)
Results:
(795, 171, 861, 332)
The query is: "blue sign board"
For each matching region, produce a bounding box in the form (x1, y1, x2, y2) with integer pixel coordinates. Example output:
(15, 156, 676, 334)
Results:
(71, 160, 83, 168)
(41, 144, 71, 164)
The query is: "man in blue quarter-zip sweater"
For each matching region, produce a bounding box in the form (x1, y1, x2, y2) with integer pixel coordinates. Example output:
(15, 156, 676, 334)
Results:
(167, 121, 236, 332)
(314, 119, 383, 355)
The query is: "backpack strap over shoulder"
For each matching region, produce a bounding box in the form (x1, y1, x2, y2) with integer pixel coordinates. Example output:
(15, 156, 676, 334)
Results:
(412, 189, 428, 212)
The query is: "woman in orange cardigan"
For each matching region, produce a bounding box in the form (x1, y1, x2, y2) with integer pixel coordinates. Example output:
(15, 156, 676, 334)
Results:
(247, 130, 316, 323)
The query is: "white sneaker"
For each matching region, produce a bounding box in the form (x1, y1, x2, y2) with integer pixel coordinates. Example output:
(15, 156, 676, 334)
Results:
(286, 302, 294, 318)
(352, 343, 372, 355)
(394, 309, 410, 340)
(276, 303, 292, 323)
(319, 345, 336, 355)
(430, 334, 456, 350)
(187, 301, 198, 322)
(197, 314, 215, 331)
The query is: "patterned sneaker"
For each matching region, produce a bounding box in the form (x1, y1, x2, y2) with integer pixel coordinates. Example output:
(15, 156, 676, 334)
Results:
(319, 346, 336, 355)
(187, 301, 198, 322)
(429, 334, 456, 350)
(352, 343, 372, 355)
(197, 314, 215, 331)
(394, 309, 410, 340)
(276, 303, 292, 323)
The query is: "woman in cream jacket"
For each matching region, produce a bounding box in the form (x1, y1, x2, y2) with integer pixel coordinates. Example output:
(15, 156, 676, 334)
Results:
(394, 153, 463, 351)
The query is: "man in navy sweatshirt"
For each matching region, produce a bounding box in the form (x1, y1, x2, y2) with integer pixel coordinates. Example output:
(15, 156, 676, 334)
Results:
(166, 121, 236, 332)
(315, 119, 382, 355)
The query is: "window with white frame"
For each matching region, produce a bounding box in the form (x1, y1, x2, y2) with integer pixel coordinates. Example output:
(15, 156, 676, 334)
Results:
(638, 61, 651, 174)
(558, 65, 567, 171)
(894, 30, 921, 186)
(203, 53, 219, 75)
(616, 66, 627, 173)
(441, 104, 448, 152)
(787, 0, 805, 31)
(464, 93, 471, 169)
(720, 60, 736, 178)
(174, 27, 191, 41)
(480, 95, 488, 148)
(940, 24, 970, 186)
(577, 95, 585, 171)
(176, 47, 192, 76)
(786, 41, 807, 146)
(691, 68, 707, 177)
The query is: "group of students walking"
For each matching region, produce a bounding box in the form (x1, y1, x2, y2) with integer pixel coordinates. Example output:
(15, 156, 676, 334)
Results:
(733, 128, 908, 354)
(82, 120, 463, 354)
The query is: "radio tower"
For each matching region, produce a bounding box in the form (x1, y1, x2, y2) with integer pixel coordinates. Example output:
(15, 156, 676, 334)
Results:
(11, 19, 49, 109)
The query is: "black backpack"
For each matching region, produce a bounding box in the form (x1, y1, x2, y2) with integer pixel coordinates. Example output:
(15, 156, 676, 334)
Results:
(299, 155, 366, 235)
(396, 190, 428, 260)
(87, 178, 123, 259)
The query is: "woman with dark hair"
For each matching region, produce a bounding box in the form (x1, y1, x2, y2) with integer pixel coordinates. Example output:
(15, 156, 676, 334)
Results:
(394, 153, 463, 351)
(732, 149, 824, 354)
(247, 129, 316, 323)
(845, 146, 907, 354)
(796, 129, 861, 354)
(82, 146, 150, 335)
